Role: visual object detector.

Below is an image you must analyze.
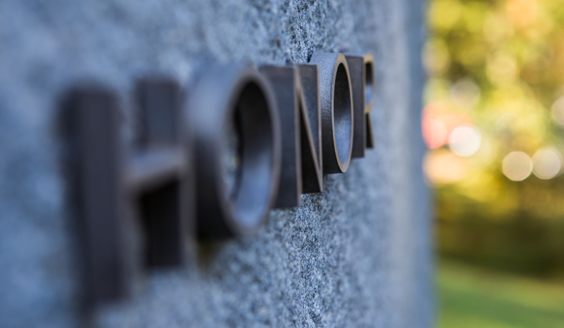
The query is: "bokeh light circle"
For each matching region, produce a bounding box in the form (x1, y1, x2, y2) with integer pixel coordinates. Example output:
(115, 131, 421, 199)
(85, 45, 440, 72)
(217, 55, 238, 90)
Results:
(448, 125, 482, 157)
(450, 78, 481, 110)
(423, 150, 468, 185)
(532, 148, 561, 180)
(551, 96, 564, 126)
(502, 151, 532, 181)
(422, 118, 448, 149)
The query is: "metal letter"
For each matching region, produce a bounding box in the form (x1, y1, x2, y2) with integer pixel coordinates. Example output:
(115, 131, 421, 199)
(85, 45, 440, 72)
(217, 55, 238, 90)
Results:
(345, 54, 367, 158)
(364, 55, 375, 149)
(309, 53, 354, 174)
(260, 64, 323, 208)
(297, 64, 323, 193)
(59, 86, 128, 307)
(259, 66, 301, 208)
(188, 65, 281, 239)
(129, 78, 192, 268)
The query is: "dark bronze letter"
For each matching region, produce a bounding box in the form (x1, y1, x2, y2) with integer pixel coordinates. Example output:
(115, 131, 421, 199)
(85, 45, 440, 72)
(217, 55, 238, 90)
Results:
(129, 78, 192, 269)
(309, 53, 353, 174)
(188, 65, 281, 238)
(260, 64, 323, 208)
(60, 86, 127, 307)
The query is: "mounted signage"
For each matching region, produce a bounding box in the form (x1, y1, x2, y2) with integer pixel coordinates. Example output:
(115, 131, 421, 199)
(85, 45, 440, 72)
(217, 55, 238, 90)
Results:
(60, 52, 375, 307)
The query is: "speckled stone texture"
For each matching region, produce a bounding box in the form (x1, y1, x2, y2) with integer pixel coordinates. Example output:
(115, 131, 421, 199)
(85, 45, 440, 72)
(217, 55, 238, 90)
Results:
(0, 0, 432, 327)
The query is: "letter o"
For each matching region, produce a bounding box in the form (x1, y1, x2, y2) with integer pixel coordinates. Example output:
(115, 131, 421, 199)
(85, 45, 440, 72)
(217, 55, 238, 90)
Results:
(309, 53, 353, 174)
(187, 65, 280, 239)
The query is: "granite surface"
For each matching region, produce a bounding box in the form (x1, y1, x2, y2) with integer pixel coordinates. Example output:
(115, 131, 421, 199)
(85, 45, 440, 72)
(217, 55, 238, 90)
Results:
(0, 0, 432, 327)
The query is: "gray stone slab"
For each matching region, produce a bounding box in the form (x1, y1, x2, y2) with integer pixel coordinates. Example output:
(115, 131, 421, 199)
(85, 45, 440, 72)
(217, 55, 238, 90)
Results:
(0, 0, 432, 327)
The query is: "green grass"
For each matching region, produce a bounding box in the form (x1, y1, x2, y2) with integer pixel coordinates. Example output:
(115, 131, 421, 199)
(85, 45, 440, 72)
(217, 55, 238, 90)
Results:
(439, 260, 564, 328)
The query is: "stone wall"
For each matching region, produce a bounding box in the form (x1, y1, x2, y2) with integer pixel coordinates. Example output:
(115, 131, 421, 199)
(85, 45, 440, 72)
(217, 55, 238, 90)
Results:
(0, 0, 432, 327)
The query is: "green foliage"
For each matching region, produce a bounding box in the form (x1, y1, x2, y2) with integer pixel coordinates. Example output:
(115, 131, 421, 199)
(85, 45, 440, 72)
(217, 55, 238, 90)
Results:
(426, 0, 564, 276)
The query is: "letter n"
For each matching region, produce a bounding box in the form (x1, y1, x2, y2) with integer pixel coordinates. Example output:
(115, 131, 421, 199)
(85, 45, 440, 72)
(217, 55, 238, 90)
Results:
(260, 65, 323, 208)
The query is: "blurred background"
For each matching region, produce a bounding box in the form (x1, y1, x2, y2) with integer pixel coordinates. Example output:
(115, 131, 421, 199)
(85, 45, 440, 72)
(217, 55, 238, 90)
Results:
(423, 0, 564, 326)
